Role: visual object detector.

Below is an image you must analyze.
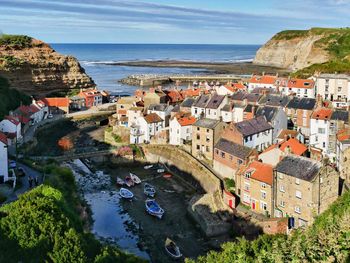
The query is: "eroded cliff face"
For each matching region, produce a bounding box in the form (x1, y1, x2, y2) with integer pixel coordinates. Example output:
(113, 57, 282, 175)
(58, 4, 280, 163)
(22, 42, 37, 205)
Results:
(0, 38, 95, 96)
(253, 34, 330, 71)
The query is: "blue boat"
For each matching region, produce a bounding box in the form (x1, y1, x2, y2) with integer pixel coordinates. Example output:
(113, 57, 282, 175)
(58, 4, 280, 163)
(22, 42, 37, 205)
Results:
(119, 188, 134, 199)
(145, 199, 164, 219)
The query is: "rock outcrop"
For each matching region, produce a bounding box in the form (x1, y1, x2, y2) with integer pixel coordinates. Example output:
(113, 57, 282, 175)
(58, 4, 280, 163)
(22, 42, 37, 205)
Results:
(0, 37, 95, 96)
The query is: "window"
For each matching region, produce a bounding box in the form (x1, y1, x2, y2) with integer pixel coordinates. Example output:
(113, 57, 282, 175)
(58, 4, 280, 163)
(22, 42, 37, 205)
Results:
(177, 129, 179, 134)
(295, 206, 301, 214)
(229, 155, 233, 161)
(206, 146, 210, 152)
(221, 152, 225, 158)
(323, 142, 326, 148)
(237, 159, 243, 165)
(244, 182, 250, 192)
(296, 190, 302, 199)
(206, 136, 210, 142)
(280, 185, 285, 192)
(196, 134, 200, 140)
(315, 136, 318, 142)
(243, 194, 250, 204)
(244, 137, 248, 143)
(318, 128, 325, 134)
(260, 202, 267, 211)
(295, 178, 300, 185)
(196, 145, 200, 150)
(206, 129, 210, 133)
(279, 200, 285, 207)
(215, 149, 219, 155)
(338, 87, 342, 92)
(244, 172, 251, 179)
(261, 182, 267, 188)
(261, 191, 267, 199)
(195, 108, 198, 114)
(197, 127, 200, 131)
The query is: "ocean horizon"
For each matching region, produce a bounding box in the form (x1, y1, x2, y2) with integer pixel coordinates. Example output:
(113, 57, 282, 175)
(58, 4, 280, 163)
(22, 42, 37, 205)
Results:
(52, 43, 260, 95)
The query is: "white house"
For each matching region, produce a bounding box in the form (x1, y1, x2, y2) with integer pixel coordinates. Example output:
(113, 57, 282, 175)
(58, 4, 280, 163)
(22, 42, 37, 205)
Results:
(279, 78, 315, 98)
(0, 116, 22, 140)
(0, 132, 8, 183)
(248, 75, 277, 92)
(216, 83, 246, 96)
(147, 104, 174, 126)
(127, 107, 144, 126)
(316, 73, 350, 103)
(309, 108, 333, 156)
(130, 113, 164, 144)
(191, 94, 210, 118)
(205, 94, 227, 120)
(169, 115, 196, 145)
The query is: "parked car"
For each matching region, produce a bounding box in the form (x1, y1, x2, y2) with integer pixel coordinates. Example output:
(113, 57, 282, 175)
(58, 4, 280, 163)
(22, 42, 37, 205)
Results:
(9, 160, 16, 169)
(17, 167, 26, 177)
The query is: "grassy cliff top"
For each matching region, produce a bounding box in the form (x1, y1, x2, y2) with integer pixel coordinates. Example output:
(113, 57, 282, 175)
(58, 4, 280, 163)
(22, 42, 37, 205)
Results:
(0, 34, 33, 48)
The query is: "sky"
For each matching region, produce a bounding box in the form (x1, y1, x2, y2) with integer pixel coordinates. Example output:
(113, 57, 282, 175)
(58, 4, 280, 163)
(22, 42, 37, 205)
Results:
(1, 0, 350, 44)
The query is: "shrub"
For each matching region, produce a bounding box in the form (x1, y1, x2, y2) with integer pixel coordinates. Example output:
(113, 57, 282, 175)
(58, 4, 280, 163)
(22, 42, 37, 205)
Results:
(0, 34, 32, 48)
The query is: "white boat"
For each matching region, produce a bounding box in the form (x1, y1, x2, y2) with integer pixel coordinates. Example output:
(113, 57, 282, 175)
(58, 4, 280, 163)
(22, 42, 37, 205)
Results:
(157, 169, 165, 173)
(165, 238, 182, 259)
(119, 188, 134, 199)
(145, 199, 164, 219)
(144, 165, 153, 170)
(130, 173, 141, 184)
(144, 183, 156, 197)
(116, 177, 124, 186)
(125, 176, 134, 187)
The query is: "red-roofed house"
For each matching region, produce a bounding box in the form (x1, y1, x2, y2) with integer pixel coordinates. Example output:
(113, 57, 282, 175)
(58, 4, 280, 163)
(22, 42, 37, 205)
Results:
(236, 161, 274, 216)
(0, 116, 22, 141)
(79, 89, 103, 108)
(216, 82, 246, 95)
(310, 108, 333, 155)
(169, 114, 196, 145)
(180, 87, 209, 98)
(259, 138, 308, 166)
(0, 132, 9, 182)
(248, 75, 277, 92)
(165, 89, 184, 104)
(41, 97, 70, 113)
(14, 103, 46, 125)
(130, 113, 164, 144)
(278, 78, 315, 98)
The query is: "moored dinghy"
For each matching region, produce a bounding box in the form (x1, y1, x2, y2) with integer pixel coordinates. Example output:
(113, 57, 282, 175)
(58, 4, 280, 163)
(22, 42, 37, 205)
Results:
(165, 238, 182, 259)
(144, 164, 153, 170)
(116, 177, 124, 186)
(125, 176, 134, 187)
(145, 199, 164, 219)
(119, 188, 134, 199)
(144, 183, 156, 197)
(130, 173, 141, 184)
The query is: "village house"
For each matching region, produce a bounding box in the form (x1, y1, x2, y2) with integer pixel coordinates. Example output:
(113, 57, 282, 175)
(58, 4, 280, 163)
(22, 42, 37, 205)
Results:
(256, 106, 288, 142)
(191, 118, 226, 160)
(179, 97, 195, 113)
(180, 87, 209, 99)
(0, 116, 22, 142)
(205, 94, 227, 120)
(14, 103, 45, 126)
(213, 138, 257, 179)
(0, 132, 8, 183)
(274, 155, 339, 228)
(222, 116, 273, 152)
(231, 91, 262, 106)
(336, 129, 350, 173)
(116, 96, 139, 127)
(79, 89, 103, 108)
(164, 89, 184, 104)
(69, 95, 86, 111)
(316, 73, 350, 104)
(216, 83, 246, 96)
(259, 138, 308, 166)
(309, 108, 333, 156)
(148, 104, 174, 127)
(248, 75, 277, 92)
(236, 161, 274, 216)
(169, 114, 196, 145)
(258, 94, 291, 108)
(276, 129, 305, 144)
(285, 97, 316, 137)
(191, 94, 211, 119)
(130, 113, 164, 144)
(126, 107, 144, 126)
(41, 97, 70, 114)
(328, 110, 349, 158)
(143, 87, 167, 109)
(278, 78, 315, 98)
(243, 104, 257, 121)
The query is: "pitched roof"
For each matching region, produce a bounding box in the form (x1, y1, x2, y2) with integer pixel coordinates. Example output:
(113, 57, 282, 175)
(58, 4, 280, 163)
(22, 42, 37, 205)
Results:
(249, 75, 277, 85)
(0, 132, 7, 145)
(277, 129, 299, 140)
(244, 161, 273, 185)
(177, 116, 197, 126)
(258, 94, 291, 107)
(148, 103, 171, 112)
(180, 98, 195, 108)
(223, 83, 246, 92)
(231, 91, 261, 103)
(286, 97, 316, 110)
(16, 104, 40, 116)
(221, 104, 231, 112)
(287, 78, 315, 89)
(215, 138, 252, 159)
(331, 110, 349, 122)
(193, 118, 220, 129)
(193, 94, 210, 108)
(275, 155, 321, 181)
(144, 113, 163, 123)
(234, 116, 272, 137)
(42, 97, 69, 107)
(206, 94, 225, 109)
(4, 116, 20, 126)
(263, 138, 307, 156)
(311, 108, 333, 120)
(337, 129, 350, 143)
(180, 88, 209, 98)
(256, 106, 279, 122)
(165, 89, 183, 103)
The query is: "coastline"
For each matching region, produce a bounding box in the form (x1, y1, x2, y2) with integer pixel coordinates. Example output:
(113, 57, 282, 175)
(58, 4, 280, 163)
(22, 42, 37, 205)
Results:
(101, 60, 290, 75)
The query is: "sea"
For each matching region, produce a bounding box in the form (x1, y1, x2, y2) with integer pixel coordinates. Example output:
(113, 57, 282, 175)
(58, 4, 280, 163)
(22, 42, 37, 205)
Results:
(51, 44, 260, 96)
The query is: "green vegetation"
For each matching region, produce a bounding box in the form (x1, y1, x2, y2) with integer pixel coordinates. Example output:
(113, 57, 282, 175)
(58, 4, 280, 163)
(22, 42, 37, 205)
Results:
(0, 34, 32, 48)
(188, 190, 350, 263)
(0, 163, 143, 262)
(0, 76, 31, 119)
(0, 55, 25, 69)
(113, 134, 122, 143)
(292, 59, 350, 78)
(224, 178, 235, 193)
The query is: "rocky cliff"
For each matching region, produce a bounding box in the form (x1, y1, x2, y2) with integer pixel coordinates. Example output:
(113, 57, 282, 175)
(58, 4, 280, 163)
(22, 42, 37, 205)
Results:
(0, 35, 95, 96)
(253, 28, 350, 71)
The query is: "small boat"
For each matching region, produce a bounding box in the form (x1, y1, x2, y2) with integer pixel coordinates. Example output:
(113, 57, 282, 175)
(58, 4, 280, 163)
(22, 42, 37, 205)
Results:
(164, 238, 182, 259)
(157, 169, 165, 173)
(125, 176, 134, 187)
(130, 173, 141, 184)
(144, 183, 156, 197)
(119, 188, 134, 199)
(116, 177, 124, 186)
(145, 199, 164, 219)
(144, 165, 154, 170)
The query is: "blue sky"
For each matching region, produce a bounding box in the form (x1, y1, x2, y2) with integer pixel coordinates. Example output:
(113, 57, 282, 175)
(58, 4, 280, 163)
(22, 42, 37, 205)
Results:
(1, 0, 350, 44)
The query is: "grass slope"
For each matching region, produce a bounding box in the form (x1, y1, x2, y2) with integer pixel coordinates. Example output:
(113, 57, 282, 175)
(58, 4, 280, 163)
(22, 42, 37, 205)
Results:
(188, 190, 350, 263)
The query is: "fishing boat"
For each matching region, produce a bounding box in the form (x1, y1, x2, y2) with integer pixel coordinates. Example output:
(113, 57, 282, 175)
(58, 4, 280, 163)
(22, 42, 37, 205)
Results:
(145, 199, 164, 219)
(164, 238, 182, 259)
(125, 176, 134, 187)
(157, 169, 165, 173)
(144, 165, 153, 170)
(130, 173, 141, 184)
(119, 188, 134, 199)
(116, 177, 124, 186)
(144, 183, 156, 197)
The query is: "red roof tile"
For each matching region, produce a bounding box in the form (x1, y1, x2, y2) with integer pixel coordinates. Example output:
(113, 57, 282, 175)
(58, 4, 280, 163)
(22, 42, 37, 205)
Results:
(144, 113, 163, 123)
(312, 108, 333, 120)
(177, 116, 196, 126)
(4, 116, 20, 126)
(0, 132, 7, 145)
(249, 75, 277, 85)
(288, 78, 314, 89)
(42, 97, 69, 107)
(245, 161, 273, 185)
(262, 138, 307, 156)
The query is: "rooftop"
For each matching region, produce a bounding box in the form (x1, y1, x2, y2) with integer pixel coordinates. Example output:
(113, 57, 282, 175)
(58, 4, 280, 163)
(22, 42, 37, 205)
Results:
(312, 108, 333, 120)
(177, 116, 197, 126)
(275, 155, 321, 182)
(263, 138, 307, 156)
(215, 138, 253, 159)
(148, 103, 172, 112)
(277, 129, 300, 140)
(193, 118, 220, 129)
(193, 94, 210, 108)
(144, 113, 163, 124)
(286, 97, 316, 110)
(42, 97, 70, 107)
(256, 106, 279, 122)
(258, 94, 290, 107)
(206, 94, 225, 109)
(331, 110, 349, 122)
(287, 78, 315, 89)
(244, 161, 273, 185)
(318, 73, 350, 80)
(249, 75, 277, 85)
(234, 116, 272, 137)
(180, 97, 195, 108)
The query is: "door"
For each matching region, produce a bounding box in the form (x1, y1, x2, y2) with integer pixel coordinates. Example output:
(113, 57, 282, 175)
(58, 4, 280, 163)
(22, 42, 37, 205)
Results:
(229, 199, 233, 208)
(251, 199, 256, 210)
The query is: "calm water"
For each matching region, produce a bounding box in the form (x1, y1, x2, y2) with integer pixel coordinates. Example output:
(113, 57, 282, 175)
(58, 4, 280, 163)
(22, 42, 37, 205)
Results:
(51, 44, 260, 95)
